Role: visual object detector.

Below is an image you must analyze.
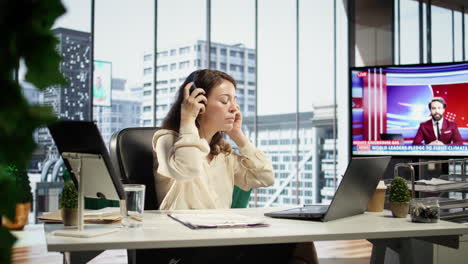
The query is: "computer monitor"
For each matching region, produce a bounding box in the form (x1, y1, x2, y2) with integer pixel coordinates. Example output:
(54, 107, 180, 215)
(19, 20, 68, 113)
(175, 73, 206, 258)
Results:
(350, 62, 468, 157)
(48, 120, 125, 200)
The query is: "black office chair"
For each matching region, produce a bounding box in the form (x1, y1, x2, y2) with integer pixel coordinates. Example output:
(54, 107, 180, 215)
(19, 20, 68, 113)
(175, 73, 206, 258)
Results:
(110, 127, 159, 211)
(110, 127, 160, 264)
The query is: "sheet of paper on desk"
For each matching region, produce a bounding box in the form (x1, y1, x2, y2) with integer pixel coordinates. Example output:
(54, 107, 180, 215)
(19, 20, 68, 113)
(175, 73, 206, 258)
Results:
(168, 213, 269, 229)
(83, 207, 120, 217)
(38, 207, 121, 224)
(415, 178, 454, 185)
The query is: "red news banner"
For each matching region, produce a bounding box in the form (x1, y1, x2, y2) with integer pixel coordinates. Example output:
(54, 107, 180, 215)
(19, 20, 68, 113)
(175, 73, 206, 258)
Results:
(353, 140, 401, 151)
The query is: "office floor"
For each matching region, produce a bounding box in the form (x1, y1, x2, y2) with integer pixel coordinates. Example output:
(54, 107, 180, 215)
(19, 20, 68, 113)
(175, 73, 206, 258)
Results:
(12, 225, 372, 264)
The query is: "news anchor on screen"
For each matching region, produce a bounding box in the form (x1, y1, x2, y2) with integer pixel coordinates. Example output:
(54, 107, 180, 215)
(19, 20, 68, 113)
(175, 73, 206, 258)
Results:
(413, 97, 463, 145)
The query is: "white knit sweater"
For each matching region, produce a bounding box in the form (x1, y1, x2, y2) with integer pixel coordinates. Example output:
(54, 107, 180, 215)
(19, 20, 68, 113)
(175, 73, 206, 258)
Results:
(152, 123, 274, 210)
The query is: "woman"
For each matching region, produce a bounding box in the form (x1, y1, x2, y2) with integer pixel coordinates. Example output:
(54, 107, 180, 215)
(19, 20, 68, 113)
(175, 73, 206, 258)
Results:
(152, 69, 318, 264)
(152, 69, 274, 210)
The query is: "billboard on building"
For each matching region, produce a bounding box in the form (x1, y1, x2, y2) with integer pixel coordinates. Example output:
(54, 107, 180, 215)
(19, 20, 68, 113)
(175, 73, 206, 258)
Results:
(93, 60, 112, 106)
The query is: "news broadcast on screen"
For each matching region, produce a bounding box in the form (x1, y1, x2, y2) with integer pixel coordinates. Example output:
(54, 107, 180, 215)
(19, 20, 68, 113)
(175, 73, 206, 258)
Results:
(351, 62, 468, 157)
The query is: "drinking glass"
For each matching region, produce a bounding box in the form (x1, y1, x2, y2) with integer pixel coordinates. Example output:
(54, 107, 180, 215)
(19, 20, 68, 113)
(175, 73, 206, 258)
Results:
(121, 184, 145, 228)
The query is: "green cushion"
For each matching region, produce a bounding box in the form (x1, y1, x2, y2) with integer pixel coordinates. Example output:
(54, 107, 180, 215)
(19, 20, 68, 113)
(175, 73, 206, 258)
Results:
(231, 186, 252, 208)
(84, 197, 119, 210)
(85, 187, 252, 209)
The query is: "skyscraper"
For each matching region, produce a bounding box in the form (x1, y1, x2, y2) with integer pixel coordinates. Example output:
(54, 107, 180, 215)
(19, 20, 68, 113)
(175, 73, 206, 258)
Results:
(243, 105, 337, 207)
(45, 27, 91, 121)
(37, 27, 91, 171)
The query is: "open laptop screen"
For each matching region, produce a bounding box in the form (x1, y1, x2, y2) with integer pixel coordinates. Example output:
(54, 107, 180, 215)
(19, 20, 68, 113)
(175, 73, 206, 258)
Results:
(323, 156, 391, 221)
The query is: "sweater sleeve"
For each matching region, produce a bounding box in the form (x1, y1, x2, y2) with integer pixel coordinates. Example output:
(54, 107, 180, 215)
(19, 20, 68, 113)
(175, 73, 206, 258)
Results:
(152, 124, 210, 181)
(231, 141, 275, 191)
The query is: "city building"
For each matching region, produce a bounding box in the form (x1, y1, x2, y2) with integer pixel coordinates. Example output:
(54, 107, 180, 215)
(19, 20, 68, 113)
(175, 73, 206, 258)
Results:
(243, 105, 338, 207)
(37, 27, 91, 174)
(141, 40, 256, 127)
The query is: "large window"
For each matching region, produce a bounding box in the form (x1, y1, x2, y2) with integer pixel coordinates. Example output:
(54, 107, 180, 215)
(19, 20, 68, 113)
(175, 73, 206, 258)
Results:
(154, 0, 206, 127)
(431, 5, 453, 62)
(211, 0, 255, 121)
(257, 0, 298, 206)
(454, 9, 464, 61)
(299, 0, 335, 204)
(398, 0, 420, 64)
(396, 1, 468, 64)
(94, 0, 154, 144)
(33, 0, 358, 211)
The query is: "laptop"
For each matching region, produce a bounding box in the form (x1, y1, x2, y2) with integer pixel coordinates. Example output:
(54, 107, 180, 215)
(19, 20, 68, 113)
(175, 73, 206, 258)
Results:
(264, 156, 391, 222)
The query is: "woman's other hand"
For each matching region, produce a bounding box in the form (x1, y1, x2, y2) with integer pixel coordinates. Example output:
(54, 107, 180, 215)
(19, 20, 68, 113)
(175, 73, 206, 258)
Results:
(226, 104, 248, 148)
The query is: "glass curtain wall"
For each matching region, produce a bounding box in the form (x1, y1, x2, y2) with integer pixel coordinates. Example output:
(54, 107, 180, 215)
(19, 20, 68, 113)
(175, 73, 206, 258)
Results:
(94, 0, 154, 146)
(211, 0, 255, 131)
(257, 0, 298, 207)
(299, 0, 335, 204)
(396, 0, 468, 64)
(431, 4, 454, 63)
(453, 8, 463, 61)
(22, 0, 468, 228)
(397, 0, 420, 64)
(30, 0, 468, 217)
(35, 0, 348, 209)
(154, 0, 206, 127)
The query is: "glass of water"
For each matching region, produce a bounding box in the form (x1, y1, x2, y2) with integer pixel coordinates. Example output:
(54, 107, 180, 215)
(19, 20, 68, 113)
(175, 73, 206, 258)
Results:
(121, 184, 145, 228)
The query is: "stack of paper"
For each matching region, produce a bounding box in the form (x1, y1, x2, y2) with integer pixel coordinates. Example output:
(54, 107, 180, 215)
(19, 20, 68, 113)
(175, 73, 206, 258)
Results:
(168, 212, 268, 229)
(38, 207, 121, 224)
(410, 178, 468, 192)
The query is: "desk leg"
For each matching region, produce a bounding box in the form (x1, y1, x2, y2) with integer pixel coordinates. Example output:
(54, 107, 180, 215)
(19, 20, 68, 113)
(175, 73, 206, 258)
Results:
(370, 240, 387, 264)
(63, 250, 103, 264)
(127, 249, 136, 264)
(369, 238, 434, 264)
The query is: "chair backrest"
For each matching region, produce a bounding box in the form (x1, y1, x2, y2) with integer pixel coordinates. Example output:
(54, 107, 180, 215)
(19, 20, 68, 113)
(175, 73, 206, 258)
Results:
(110, 127, 160, 210)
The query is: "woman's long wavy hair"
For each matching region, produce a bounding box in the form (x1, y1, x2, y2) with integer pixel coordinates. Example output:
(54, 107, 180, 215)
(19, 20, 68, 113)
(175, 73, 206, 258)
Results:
(161, 69, 237, 156)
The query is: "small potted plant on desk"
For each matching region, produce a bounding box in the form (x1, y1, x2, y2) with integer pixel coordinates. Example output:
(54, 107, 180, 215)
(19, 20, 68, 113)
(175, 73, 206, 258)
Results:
(389, 176, 411, 218)
(60, 181, 78, 226)
(1, 165, 33, 230)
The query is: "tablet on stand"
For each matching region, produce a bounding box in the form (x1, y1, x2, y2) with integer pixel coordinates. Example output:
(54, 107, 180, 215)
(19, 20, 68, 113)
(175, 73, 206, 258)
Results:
(48, 121, 126, 238)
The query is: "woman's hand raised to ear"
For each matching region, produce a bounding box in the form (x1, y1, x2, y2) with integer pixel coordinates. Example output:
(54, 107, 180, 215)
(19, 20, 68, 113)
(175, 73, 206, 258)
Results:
(180, 82, 207, 126)
(226, 104, 248, 148)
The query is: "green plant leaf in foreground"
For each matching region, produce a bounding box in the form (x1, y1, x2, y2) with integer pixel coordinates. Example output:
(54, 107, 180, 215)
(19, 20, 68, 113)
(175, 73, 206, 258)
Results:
(0, 166, 17, 222)
(0, 227, 17, 264)
(0, 0, 67, 263)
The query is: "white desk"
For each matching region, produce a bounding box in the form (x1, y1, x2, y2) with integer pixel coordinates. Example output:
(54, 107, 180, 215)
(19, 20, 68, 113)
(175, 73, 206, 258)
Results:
(45, 208, 468, 263)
